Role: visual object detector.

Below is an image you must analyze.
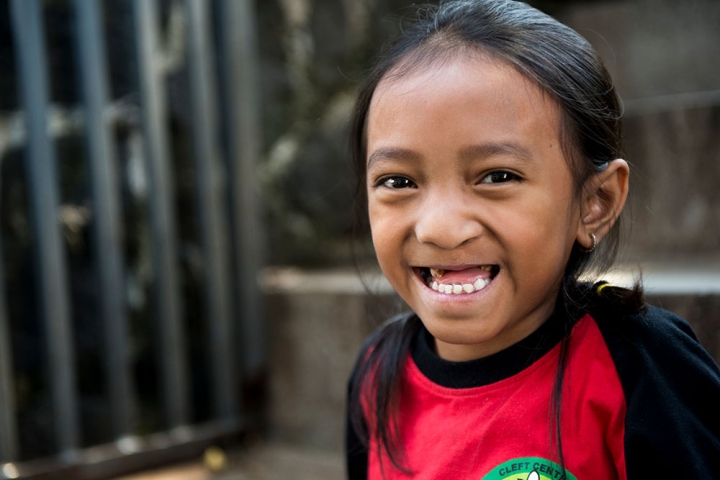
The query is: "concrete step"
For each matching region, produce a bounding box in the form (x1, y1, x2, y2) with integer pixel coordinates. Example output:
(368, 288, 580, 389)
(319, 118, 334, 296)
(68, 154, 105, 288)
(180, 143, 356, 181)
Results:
(261, 259, 720, 295)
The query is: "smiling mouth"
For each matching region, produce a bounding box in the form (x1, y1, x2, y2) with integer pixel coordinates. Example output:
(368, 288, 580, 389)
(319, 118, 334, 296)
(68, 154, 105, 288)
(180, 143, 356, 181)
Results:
(417, 265, 499, 295)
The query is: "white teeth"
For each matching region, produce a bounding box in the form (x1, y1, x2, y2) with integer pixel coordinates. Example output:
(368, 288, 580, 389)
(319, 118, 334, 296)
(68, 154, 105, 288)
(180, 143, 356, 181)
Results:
(429, 278, 492, 295)
(425, 266, 496, 295)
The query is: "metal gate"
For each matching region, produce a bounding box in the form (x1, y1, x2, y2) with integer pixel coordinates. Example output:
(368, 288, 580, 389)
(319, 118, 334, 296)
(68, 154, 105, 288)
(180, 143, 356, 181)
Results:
(0, 0, 264, 477)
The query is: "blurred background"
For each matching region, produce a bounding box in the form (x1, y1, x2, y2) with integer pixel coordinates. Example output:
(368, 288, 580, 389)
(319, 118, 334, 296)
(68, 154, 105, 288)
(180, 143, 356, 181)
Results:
(0, 0, 718, 478)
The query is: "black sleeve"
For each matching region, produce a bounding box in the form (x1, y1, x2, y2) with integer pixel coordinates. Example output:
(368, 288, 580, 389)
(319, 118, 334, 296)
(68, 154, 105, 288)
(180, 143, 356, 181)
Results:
(345, 368, 368, 480)
(595, 305, 720, 478)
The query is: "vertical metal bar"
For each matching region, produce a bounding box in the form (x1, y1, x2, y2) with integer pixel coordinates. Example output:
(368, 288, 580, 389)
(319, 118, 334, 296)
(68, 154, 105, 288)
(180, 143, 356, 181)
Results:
(73, 0, 134, 438)
(9, 0, 79, 456)
(0, 229, 18, 461)
(132, 0, 189, 428)
(218, 0, 266, 379)
(185, 0, 236, 422)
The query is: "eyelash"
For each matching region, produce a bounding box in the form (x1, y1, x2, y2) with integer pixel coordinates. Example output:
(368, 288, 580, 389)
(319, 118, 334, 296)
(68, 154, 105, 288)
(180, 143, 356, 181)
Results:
(479, 171, 521, 184)
(374, 171, 520, 189)
(375, 176, 417, 189)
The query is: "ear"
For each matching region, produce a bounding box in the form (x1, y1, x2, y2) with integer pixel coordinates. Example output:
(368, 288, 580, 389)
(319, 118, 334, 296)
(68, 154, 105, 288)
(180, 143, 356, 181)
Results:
(576, 159, 629, 249)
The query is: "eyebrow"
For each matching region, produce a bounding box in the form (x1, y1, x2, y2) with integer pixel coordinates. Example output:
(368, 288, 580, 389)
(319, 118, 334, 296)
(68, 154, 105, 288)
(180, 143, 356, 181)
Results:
(457, 142, 534, 163)
(366, 147, 422, 170)
(367, 142, 533, 169)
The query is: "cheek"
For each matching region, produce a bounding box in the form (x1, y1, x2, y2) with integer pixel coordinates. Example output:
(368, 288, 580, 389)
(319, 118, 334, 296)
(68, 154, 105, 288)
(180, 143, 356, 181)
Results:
(369, 216, 396, 255)
(369, 206, 407, 268)
(498, 193, 578, 265)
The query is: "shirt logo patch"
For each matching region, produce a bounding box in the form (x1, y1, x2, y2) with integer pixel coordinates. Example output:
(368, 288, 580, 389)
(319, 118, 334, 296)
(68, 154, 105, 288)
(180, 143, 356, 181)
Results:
(481, 457, 577, 480)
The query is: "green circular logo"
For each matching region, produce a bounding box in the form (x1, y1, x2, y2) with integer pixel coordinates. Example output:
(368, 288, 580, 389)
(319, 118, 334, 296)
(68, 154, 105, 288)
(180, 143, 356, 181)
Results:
(481, 457, 577, 480)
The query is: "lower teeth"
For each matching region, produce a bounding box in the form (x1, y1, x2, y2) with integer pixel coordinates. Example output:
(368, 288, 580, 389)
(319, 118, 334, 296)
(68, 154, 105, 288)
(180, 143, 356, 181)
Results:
(431, 277, 490, 294)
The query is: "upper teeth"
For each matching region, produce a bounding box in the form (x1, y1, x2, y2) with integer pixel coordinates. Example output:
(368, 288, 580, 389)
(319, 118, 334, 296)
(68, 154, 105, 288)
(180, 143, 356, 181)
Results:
(429, 265, 492, 277)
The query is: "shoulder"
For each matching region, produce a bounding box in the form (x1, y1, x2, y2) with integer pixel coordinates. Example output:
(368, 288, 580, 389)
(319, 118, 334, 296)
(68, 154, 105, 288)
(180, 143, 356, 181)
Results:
(590, 303, 720, 402)
(345, 312, 419, 480)
(591, 304, 720, 385)
(596, 302, 699, 340)
(593, 302, 696, 339)
(589, 304, 720, 477)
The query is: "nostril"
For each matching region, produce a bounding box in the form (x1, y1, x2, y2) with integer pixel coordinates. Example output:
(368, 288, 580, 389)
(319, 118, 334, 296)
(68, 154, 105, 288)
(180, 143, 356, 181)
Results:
(415, 205, 482, 249)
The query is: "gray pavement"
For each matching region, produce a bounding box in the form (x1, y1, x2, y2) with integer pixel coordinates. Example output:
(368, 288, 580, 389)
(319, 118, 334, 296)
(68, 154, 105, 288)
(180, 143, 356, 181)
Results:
(115, 442, 344, 480)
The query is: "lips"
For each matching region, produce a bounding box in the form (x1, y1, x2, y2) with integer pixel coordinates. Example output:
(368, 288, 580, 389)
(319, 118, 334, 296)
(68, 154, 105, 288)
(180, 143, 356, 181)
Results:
(417, 265, 498, 295)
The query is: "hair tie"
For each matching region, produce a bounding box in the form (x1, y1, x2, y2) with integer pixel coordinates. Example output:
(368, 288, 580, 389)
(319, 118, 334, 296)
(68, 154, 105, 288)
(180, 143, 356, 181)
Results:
(596, 282, 612, 297)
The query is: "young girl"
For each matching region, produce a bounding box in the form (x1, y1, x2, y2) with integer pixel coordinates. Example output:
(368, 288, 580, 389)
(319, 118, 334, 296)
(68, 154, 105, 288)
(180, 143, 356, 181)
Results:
(345, 1, 720, 479)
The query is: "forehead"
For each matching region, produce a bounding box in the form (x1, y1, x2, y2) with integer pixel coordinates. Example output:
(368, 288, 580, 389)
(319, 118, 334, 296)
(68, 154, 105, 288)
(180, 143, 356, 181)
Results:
(366, 54, 564, 162)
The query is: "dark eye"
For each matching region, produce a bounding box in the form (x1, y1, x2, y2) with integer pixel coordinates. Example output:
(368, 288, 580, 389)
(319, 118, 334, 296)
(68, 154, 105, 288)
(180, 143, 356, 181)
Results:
(480, 171, 520, 184)
(378, 176, 417, 189)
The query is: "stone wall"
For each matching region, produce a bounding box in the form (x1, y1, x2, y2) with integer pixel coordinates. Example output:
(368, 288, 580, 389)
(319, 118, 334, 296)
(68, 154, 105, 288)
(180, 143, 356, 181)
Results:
(256, 0, 720, 264)
(262, 269, 404, 450)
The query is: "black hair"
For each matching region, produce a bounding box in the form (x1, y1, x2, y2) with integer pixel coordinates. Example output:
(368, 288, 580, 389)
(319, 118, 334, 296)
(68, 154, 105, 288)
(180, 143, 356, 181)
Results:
(349, 0, 645, 475)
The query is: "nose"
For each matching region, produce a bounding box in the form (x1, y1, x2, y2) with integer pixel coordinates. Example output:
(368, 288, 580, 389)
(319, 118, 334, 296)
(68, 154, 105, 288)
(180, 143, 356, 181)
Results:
(414, 192, 483, 249)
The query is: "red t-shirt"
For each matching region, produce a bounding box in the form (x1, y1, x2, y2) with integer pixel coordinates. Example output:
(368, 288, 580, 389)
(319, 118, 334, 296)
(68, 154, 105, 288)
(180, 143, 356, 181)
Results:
(370, 314, 624, 479)
(347, 305, 720, 479)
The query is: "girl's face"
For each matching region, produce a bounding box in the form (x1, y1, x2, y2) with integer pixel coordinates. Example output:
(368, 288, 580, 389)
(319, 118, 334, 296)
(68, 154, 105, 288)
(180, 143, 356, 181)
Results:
(366, 55, 584, 362)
